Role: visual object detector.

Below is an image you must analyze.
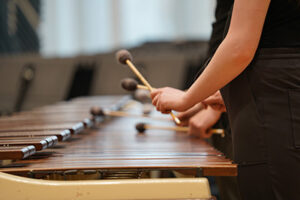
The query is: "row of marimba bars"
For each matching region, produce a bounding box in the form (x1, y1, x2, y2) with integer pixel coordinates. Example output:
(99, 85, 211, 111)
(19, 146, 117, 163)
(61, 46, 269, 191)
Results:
(0, 96, 127, 160)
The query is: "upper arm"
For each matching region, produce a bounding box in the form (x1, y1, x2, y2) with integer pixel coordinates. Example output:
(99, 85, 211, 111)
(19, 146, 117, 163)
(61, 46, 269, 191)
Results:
(225, 0, 271, 57)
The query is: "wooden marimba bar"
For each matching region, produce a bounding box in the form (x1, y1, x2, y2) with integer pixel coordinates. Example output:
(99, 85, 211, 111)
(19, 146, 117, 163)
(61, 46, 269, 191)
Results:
(0, 95, 237, 200)
(0, 96, 127, 160)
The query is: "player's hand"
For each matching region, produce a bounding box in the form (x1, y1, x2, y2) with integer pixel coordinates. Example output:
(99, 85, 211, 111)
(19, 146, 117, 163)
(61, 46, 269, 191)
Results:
(202, 91, 226, 112)
(151, 87, 189, 113)
(188, 106, 222, 138)
(177, 103, 204, 126)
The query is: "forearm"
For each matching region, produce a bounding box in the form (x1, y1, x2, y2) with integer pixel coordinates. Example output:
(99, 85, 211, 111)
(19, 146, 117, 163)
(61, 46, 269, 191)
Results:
(184, 38, 253, 108)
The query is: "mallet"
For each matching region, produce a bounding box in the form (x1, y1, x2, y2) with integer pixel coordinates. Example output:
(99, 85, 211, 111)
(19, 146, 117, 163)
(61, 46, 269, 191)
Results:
(90, 107, 170, 121)
(135, 122, 225, 137)
(116, 49, 181, 125)
(121, 78, 149, 91)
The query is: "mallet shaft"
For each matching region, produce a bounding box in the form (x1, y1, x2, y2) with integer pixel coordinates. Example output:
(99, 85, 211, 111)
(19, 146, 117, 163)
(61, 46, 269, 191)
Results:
(126, 59, 181, 125)
(137, 85, 149, 90)
(126, 60, 152, 90)
(145, 125, 225, 137)
(104, 110, 171, 121)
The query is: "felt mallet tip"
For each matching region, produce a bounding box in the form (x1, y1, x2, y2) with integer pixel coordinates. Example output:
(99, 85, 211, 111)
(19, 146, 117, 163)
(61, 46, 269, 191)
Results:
(135, 123, 146, 133)
(121, 78, 138, 91)
(116, 49, 133, 65)
(90, 107, 105, 116)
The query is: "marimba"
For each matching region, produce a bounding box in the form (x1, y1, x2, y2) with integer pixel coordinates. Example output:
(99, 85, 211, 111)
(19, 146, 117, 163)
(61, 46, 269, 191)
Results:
(0, 96, 237, 200)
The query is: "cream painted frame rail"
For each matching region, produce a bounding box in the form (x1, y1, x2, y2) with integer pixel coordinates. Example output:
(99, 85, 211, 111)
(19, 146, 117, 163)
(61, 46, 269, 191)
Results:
(0, 172, 212, 200)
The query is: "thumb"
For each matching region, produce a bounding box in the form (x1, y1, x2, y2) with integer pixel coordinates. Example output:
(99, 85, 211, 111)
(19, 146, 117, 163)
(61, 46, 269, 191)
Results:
(202, 96, 219, 106)
(150, 88, 160, 99)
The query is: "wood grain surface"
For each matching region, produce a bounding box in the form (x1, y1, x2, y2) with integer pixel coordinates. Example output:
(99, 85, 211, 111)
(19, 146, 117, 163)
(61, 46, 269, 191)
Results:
(0, 96, 237, 176)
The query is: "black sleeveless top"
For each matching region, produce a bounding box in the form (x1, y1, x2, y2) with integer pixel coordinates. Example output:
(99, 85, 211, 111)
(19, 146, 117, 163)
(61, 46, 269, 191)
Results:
(223, 0, 300, 48)
(260, 0, 300, 48)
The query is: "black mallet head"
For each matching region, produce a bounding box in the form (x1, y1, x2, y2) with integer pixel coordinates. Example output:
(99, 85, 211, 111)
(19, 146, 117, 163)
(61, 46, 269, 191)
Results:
(90, 107, 105, 117)
(135, 123, 146, 133)
(116, 49, 133, 65)
(121, 78, 138, 91)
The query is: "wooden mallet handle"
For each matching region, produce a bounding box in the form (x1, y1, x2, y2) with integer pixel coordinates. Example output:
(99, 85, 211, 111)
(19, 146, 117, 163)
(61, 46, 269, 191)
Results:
(127, 59, 180, 124)
(90, 107, 171, 121)
(137, 84, 149, 90)
(126, 60, 153, 90)
(145, 125, 224, 137)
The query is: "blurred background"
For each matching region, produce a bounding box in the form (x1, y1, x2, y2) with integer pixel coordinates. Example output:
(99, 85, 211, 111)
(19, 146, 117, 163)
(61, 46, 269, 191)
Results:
(0, 0, 215, 114)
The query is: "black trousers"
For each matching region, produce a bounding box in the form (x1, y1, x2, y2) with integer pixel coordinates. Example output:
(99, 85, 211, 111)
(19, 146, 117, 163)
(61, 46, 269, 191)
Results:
(211, 114, 241, 200)
(221, 48, 300, 200)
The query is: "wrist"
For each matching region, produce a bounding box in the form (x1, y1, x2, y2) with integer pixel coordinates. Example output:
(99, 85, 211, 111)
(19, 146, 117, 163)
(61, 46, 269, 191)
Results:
(181, 92, 194, 111)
